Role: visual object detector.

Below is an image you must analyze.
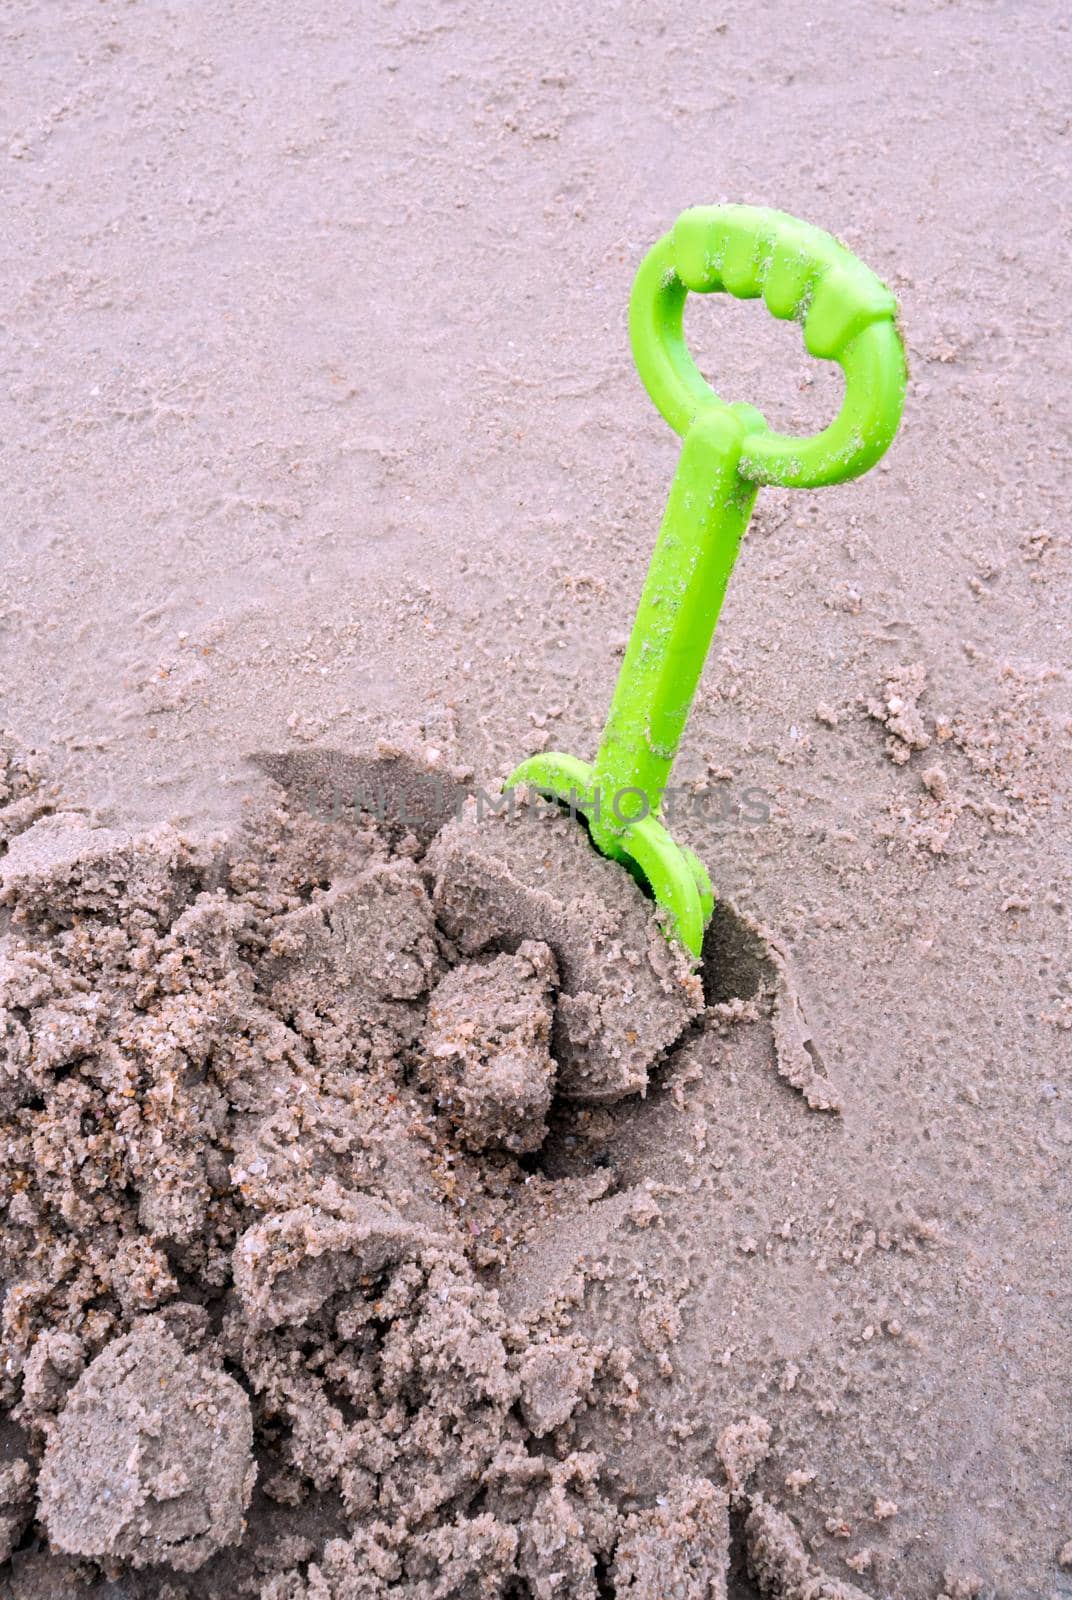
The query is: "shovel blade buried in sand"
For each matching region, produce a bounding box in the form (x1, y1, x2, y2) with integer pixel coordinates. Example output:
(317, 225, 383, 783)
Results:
(507, 205, 907, 959)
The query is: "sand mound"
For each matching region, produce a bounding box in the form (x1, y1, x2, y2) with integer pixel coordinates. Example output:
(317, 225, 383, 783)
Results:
(0, 749, 921, 1596)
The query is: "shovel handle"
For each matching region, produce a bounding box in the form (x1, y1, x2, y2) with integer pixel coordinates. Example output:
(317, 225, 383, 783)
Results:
(629, 205, 906, 488)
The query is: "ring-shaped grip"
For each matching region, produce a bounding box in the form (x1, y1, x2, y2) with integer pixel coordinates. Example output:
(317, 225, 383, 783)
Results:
(629, 205, 907, 489)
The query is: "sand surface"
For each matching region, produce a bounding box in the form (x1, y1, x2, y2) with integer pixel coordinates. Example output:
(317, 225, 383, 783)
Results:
(1, 1, 1071, 1596)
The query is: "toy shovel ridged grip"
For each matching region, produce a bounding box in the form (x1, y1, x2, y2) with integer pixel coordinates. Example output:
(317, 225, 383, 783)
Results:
(629, 204, 906, 487)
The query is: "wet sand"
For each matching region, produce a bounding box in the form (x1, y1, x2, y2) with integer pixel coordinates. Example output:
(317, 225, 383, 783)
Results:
(1, 2, 1070, 1594)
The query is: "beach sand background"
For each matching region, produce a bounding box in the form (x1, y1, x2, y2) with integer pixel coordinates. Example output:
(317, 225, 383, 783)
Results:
(1, 2, 1070, 1595)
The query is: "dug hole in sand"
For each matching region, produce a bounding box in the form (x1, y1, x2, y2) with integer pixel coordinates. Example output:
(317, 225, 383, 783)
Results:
(0, 738, 1064, 1600)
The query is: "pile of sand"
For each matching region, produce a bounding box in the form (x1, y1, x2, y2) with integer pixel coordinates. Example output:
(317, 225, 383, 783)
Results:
(0, 742, 866, 1598)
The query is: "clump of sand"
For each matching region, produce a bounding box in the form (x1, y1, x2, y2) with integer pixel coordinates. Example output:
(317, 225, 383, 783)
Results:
(38, 1321, 255, 1571)
(428, 794, 704, 1101)
(423, 939, 559, 1152)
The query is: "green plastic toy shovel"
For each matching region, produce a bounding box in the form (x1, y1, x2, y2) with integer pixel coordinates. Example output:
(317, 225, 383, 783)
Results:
(507, 205, 906, 958)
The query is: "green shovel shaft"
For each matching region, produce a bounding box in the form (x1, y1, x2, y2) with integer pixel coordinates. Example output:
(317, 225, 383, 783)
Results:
(591, 405, 757, 821)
